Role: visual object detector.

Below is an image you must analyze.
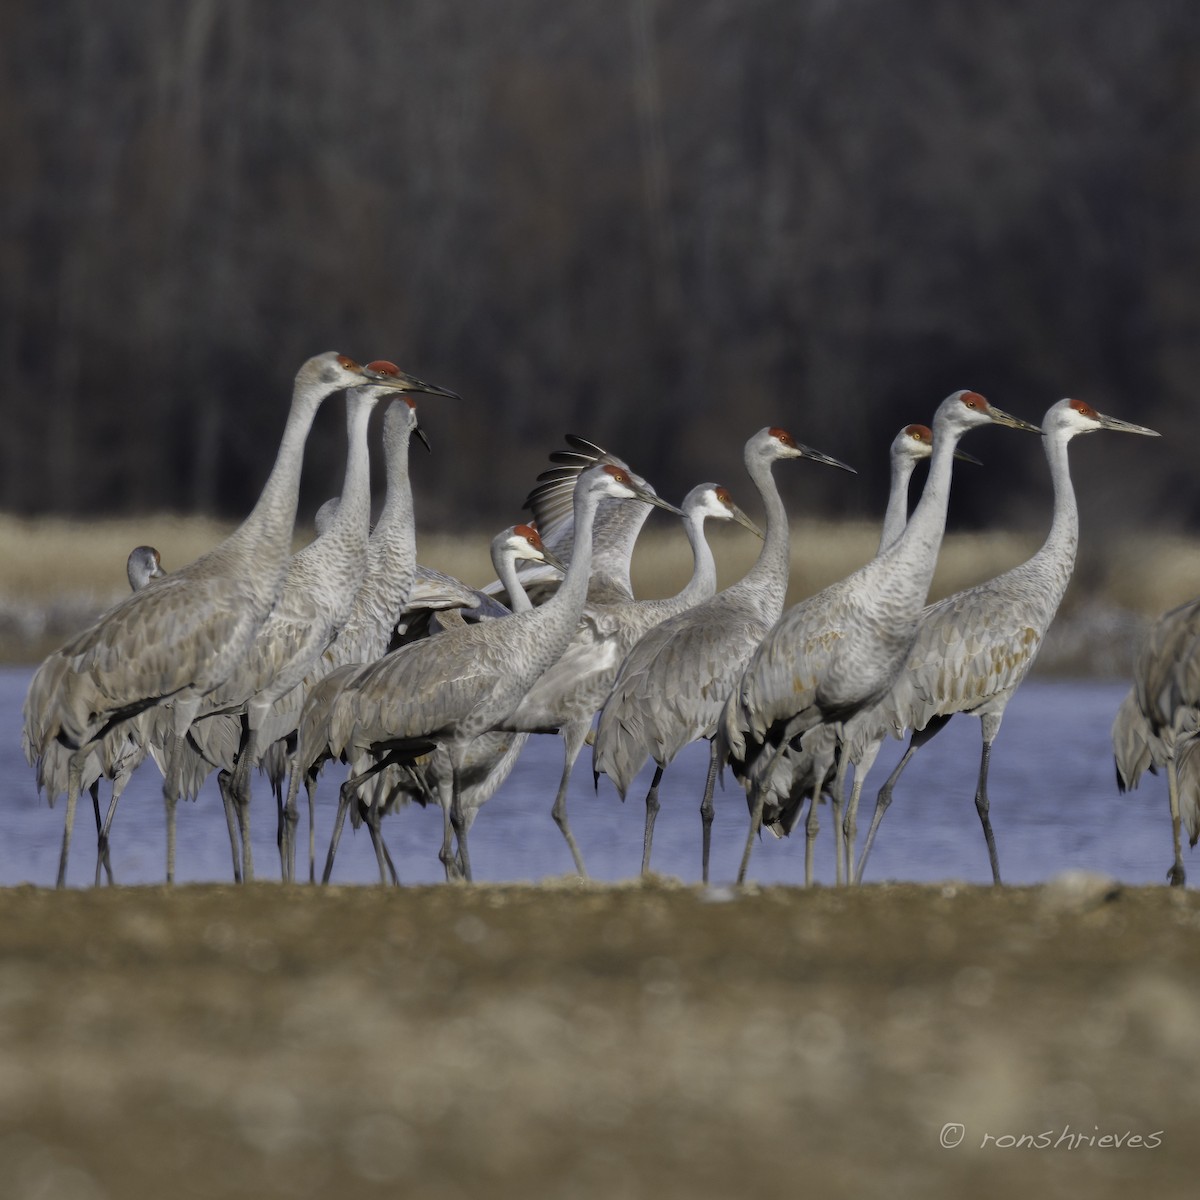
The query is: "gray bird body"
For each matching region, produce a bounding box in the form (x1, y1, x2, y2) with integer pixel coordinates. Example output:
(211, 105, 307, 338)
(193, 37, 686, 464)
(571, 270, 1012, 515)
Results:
(592, 427, 854, 878)
(326, 464, 668, 880)
(1113, 583, 1200, 885)
(22, 547, 166, 885)
(494, 482, 756, 875)
(333, 525, 552, 883)
(848, 398, 1159, 884)
(22, 351, 422, 885)
(723, 391, 1042, 884)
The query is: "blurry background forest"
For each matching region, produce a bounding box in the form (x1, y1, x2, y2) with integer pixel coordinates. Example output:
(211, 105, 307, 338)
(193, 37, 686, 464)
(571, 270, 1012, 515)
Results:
(3, 0, 1200, 544)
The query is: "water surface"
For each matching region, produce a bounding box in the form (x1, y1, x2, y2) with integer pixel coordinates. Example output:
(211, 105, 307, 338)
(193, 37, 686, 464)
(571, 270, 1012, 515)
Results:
(1, 668, 1177, 888)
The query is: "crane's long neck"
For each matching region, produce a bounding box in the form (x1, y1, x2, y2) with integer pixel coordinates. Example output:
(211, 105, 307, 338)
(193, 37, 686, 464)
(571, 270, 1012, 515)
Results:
(365, 419, 418, 622)
(673, 512, 719, 607)
(742, 454, 791, 615)
(1029, 427, 1078, 599)
(496, 552, 534, 614)
(877, 456, 918, 554)
(322, 394, 375, 562)
(223, 381, 329, 582)
(879, 422, 961, 606)
(538, 482, 603, 638)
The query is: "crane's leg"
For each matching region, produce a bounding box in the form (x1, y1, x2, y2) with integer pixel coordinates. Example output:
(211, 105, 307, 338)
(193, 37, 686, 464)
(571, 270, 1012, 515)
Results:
(550, 722, 589, 877)
(362, 791, 400, 886)
(854, 715, 949, 884)
(804, 787, 820, 886)
(305, 772, 319, 885)
(96, 770, 132, 887)
(272, 772, 287, 882)
(57, 753, 86, 888)
(830, 761, 847, 887)
(217, 770, 244, 884)
(88, 781, 110, 887)
(700, 740, 722, 885)
(230, 722, 258, 883)
(322, 754, 393, 884)
(436, 778, 459, 881)
(1166, 753, 1187, 887)
(842, 739, 883, 885)
(280, 762, 301, 884)
(974, 714, 1003, 885)
(160, 695, 202, 886)
(449, 751, 473, 883)
(641, 766, 665, 875)
(737, 786, 766, 885)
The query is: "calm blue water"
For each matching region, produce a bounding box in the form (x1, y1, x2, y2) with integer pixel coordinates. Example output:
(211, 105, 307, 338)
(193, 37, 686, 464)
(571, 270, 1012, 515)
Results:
(0, 667, 1179, 888)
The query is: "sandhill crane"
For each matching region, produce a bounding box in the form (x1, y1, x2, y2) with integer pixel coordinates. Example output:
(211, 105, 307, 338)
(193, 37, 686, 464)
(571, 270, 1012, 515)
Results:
(755, 423, 980, 882)
(23, 352, 454, 886)
(1112, 685, 1200, 878)
(1112, 592, 1200, 886)
(495, 480, 761, 875)
(319, 523, 561, 883)
(168, 374, 452, 883)
(592, 427, 855, 881)
(21, 546, 166, 886)
(722, 391, 1041, 885)
(268, 396, 432, 881)
(323, 463, 678, 881)
(489, 435, 664, 609)
(845, 399, 1159, 884)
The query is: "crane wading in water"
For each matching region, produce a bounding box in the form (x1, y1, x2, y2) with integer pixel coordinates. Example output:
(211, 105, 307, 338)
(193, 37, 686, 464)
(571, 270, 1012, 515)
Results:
(23, 352, 456, 886)
(592, 427, 855, 882)
(721, 391, 1041, 886)
(848, 399, 1159, 884)
(322, 463, 681, 882)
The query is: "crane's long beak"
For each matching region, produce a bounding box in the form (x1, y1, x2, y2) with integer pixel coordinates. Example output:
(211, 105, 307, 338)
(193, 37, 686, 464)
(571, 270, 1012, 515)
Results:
(415, 424, 432, 452)
(799, 445, 857, 473)
(539, 545, 568, 573)
(728, 502, 765, 539)
(365, 364, 462, 400)
(1097, 413, 1160, 436)
(987, 405, 1041, 433)
(953, 448, 983, 466)
(631, 482, 686, 516)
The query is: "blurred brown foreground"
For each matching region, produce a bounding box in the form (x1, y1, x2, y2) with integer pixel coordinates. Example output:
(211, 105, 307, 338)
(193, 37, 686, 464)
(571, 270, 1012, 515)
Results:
(0, 879, 1194, 1199)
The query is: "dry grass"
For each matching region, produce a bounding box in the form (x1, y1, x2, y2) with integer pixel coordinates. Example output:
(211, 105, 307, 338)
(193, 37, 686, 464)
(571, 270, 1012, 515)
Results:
(4, 512, 1200, 669)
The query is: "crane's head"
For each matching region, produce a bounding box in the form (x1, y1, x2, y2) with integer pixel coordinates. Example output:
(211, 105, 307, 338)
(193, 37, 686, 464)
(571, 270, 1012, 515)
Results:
(1046, 397, 1160, 439)
(894, 423, 982, 466)
(592, 464, 684, 514)
(126, 546, 165, 592)
(752, 427, 856, 473)
(934, 391, 1041, 436)
(362, 359, 461, 400)
(681, 483, 764, 537)
(502, 523, 566, 571)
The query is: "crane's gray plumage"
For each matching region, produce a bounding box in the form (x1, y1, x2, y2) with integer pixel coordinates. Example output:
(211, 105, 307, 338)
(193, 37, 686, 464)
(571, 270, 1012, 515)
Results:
(495, 481, 758, 874)
(162, 379, 421, 883)
(846, 399, 1159, 885)
(752, 420, 978, 882)
(274, 396, 431, 881)
(592, 427, 855, 880)
(21, 545, 166, 886)
(324, 463, 674, 880)
(722, 391, 1042, 885)
(485, 434, 661, 608)
(1113, 583, 1200, 886)
(322, 523, 560, 884)
(22, 351, 441, 886)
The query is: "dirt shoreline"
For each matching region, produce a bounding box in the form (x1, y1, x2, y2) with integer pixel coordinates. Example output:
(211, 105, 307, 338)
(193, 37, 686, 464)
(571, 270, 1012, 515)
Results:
(0, 877, 1195, 1198)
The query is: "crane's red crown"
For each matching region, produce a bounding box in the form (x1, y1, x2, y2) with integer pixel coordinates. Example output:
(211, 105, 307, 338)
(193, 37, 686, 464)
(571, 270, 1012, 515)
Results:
(768, 428, 795, 446)
(960, 391, 987, 410)
(1068, 398, 1099, 420)
(904, 424, 933, 442)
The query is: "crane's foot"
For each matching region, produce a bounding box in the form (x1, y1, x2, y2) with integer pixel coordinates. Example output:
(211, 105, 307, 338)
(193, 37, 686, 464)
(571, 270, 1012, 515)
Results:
(1167, 862, 1187, 888)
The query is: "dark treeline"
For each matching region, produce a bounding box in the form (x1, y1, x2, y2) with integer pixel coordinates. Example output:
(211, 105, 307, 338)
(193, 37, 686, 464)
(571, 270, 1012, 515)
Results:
(4, 0, 1199, 540)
